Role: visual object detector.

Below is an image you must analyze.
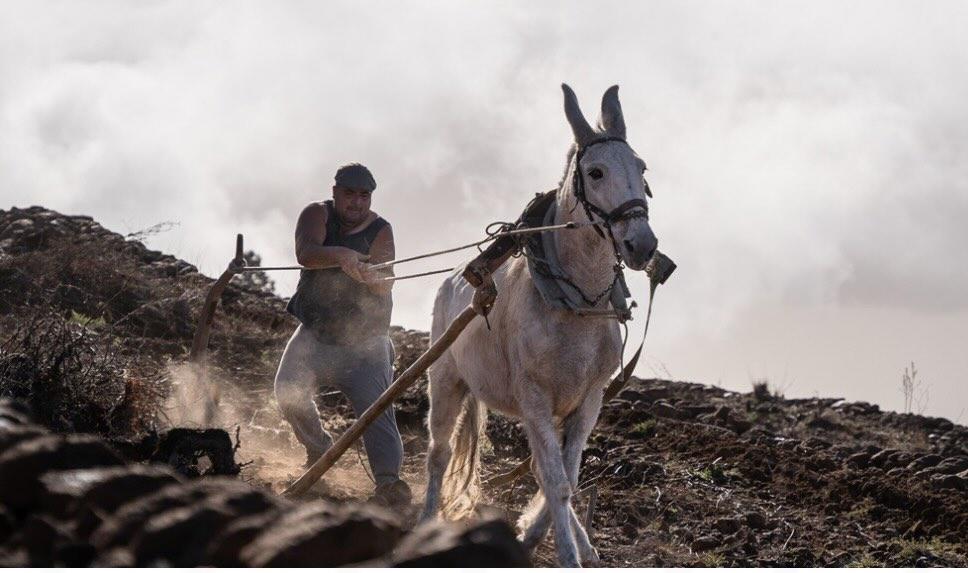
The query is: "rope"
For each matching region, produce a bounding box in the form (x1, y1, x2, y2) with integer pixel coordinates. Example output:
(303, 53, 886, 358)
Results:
(365, 221, 587, 271)
(378, 267, 454, 282)
(235, 221, 590, 277)
(356, 440, 376, 485)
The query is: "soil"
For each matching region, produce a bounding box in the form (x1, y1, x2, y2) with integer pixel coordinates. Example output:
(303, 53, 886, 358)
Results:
(2, 206, 966, 567)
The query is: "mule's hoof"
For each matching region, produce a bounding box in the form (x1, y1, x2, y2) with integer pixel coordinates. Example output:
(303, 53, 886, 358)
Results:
(517, 532, 544, 552)
(558, 556, 582, 568)
(555, 547, 582, 569)
(579, 544, 600, 566)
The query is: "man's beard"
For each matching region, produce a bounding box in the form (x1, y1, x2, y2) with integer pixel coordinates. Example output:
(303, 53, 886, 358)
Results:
(339, 209, 367, 226)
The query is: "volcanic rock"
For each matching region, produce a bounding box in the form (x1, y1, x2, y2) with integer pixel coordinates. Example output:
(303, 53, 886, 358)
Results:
(238, 501, 401, 567)
(0, 435, 123, 512)
(386, 518, 530, 567)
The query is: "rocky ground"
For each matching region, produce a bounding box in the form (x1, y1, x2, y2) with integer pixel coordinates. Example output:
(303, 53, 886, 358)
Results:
(507, 381, 968, 567)
(2, 206, 966, 567)
(0, 398, 527, 567)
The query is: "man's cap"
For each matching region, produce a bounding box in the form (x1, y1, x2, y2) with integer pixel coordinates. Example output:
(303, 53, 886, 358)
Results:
(334, 163, 377, 192)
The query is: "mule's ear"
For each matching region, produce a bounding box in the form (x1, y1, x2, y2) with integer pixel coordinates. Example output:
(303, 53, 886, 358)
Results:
(562, 83, 596, 146)
(599, 85, 626, 139)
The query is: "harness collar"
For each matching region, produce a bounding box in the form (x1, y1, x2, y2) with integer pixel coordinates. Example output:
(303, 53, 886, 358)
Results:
(523, 197, 634, 321)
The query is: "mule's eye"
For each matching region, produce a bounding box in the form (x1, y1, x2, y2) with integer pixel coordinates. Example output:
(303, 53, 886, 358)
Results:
(588, 168, 604, 180)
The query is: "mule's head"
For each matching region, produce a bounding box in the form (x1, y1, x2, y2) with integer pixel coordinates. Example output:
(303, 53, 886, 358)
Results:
(562, 84, 658, 270)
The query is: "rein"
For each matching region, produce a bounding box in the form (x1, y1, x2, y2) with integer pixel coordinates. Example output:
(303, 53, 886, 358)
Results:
(241, 138, 648, 290)
(236, 220, 592, 280)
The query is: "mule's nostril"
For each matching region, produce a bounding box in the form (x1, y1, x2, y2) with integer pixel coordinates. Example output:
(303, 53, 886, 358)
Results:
(623, 239, 634, 253)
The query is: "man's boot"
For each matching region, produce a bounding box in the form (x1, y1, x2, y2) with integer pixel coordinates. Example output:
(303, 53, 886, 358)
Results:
(369, 479, 412, 507)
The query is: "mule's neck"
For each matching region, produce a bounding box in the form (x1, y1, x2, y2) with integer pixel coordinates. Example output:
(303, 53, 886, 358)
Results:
(552, 162, 619, 307)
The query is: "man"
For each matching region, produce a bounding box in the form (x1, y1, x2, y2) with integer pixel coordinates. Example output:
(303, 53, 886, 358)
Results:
(275, 163, 411, 506)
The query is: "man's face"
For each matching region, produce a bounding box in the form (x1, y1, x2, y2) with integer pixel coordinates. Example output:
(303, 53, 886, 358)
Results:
(332, 186, 372, 226)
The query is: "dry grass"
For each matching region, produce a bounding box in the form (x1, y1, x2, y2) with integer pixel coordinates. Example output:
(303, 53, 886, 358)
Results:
(901, 361, 929, 415)
(0, 226, 295, 438)
(846, 553, 882, 568)
(0, 307, 165, 435)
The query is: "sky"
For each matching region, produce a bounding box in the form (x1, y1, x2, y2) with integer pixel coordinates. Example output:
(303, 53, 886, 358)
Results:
(2, 1, 966, 421)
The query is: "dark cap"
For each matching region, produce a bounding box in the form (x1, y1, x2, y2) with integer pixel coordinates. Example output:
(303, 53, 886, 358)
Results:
(334, 163, 377, 191)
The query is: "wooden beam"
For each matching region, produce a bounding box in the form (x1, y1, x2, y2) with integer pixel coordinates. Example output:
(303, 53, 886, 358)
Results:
(283, 305, 481, 498)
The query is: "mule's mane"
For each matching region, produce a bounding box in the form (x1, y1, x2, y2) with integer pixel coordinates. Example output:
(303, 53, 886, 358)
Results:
(556, 130, 624, 188)
(557, 142, 579, 189)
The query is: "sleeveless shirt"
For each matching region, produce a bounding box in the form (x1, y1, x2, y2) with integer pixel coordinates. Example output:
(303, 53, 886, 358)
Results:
(285, 201, 392, 345)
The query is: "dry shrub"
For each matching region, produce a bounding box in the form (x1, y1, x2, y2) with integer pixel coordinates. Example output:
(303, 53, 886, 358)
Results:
(0, 307, 166, 436)
(0, 216, 295, 436)
(752, 379, 773, 402)
(0, 235, 180, 435)
(1, 236, 164, 328)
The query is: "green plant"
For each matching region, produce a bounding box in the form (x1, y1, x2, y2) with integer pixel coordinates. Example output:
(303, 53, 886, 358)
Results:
(896, 537, 961, 562)
(844, 498, 875, 520)
(846, 553, 881, 568)
(69, 309, 106, 329)
(698, 552, 725, 567)
(630, 418, 657, 438)
(697, 464, 727, 483)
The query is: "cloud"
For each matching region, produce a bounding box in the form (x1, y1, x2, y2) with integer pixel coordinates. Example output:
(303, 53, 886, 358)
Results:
(1, 1, 966, 418)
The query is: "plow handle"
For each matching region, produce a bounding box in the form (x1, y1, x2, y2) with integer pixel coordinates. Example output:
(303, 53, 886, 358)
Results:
(189, 234, 245, 363)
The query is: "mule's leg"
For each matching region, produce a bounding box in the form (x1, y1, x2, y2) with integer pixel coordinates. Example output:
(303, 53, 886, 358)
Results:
(519, 459, 552, 550)
(519, 469, 588, 554)
(420, 358, 467, 521)
(522, 404, 580, 567)
(520, 476, 594, 558)
(521, 390, 603, 563)
(560, 389, 604, 565)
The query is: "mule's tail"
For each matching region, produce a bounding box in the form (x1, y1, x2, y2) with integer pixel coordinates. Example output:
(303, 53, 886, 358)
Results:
(439, 394, 488, 519)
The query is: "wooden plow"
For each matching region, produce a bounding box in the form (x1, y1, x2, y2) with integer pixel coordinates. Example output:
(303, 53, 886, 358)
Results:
(187, 230, 674, 499)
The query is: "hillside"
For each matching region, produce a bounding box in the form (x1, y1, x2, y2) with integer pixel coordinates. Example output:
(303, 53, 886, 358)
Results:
(1, 206, 966, 567)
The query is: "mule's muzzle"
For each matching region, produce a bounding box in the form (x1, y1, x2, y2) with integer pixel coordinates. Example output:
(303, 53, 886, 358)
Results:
(622, 235, 657, 271)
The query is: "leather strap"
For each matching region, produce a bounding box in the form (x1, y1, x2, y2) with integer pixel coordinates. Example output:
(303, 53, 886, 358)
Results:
(607, 198, 648, 223)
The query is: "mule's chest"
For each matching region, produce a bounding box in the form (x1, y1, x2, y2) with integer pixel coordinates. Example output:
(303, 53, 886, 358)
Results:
(514, 319, 622, 398)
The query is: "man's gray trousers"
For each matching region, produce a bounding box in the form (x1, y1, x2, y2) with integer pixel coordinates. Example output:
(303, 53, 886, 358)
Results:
(274, 325, 403, 486)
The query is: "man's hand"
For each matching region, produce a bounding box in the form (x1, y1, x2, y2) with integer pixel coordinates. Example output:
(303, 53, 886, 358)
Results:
(359, 263, 395, 295)
(359, 263, 381, 284)
(335, 247, 370, 283)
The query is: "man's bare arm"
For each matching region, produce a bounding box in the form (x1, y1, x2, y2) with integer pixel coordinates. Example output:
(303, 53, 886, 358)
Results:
(361, 223, 395, 296)
(294, 203, 368, 283)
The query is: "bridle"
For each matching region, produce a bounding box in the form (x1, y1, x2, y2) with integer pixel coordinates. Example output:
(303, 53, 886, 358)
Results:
(571, 136, 651, 261)
(514, 136, 653, 316)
